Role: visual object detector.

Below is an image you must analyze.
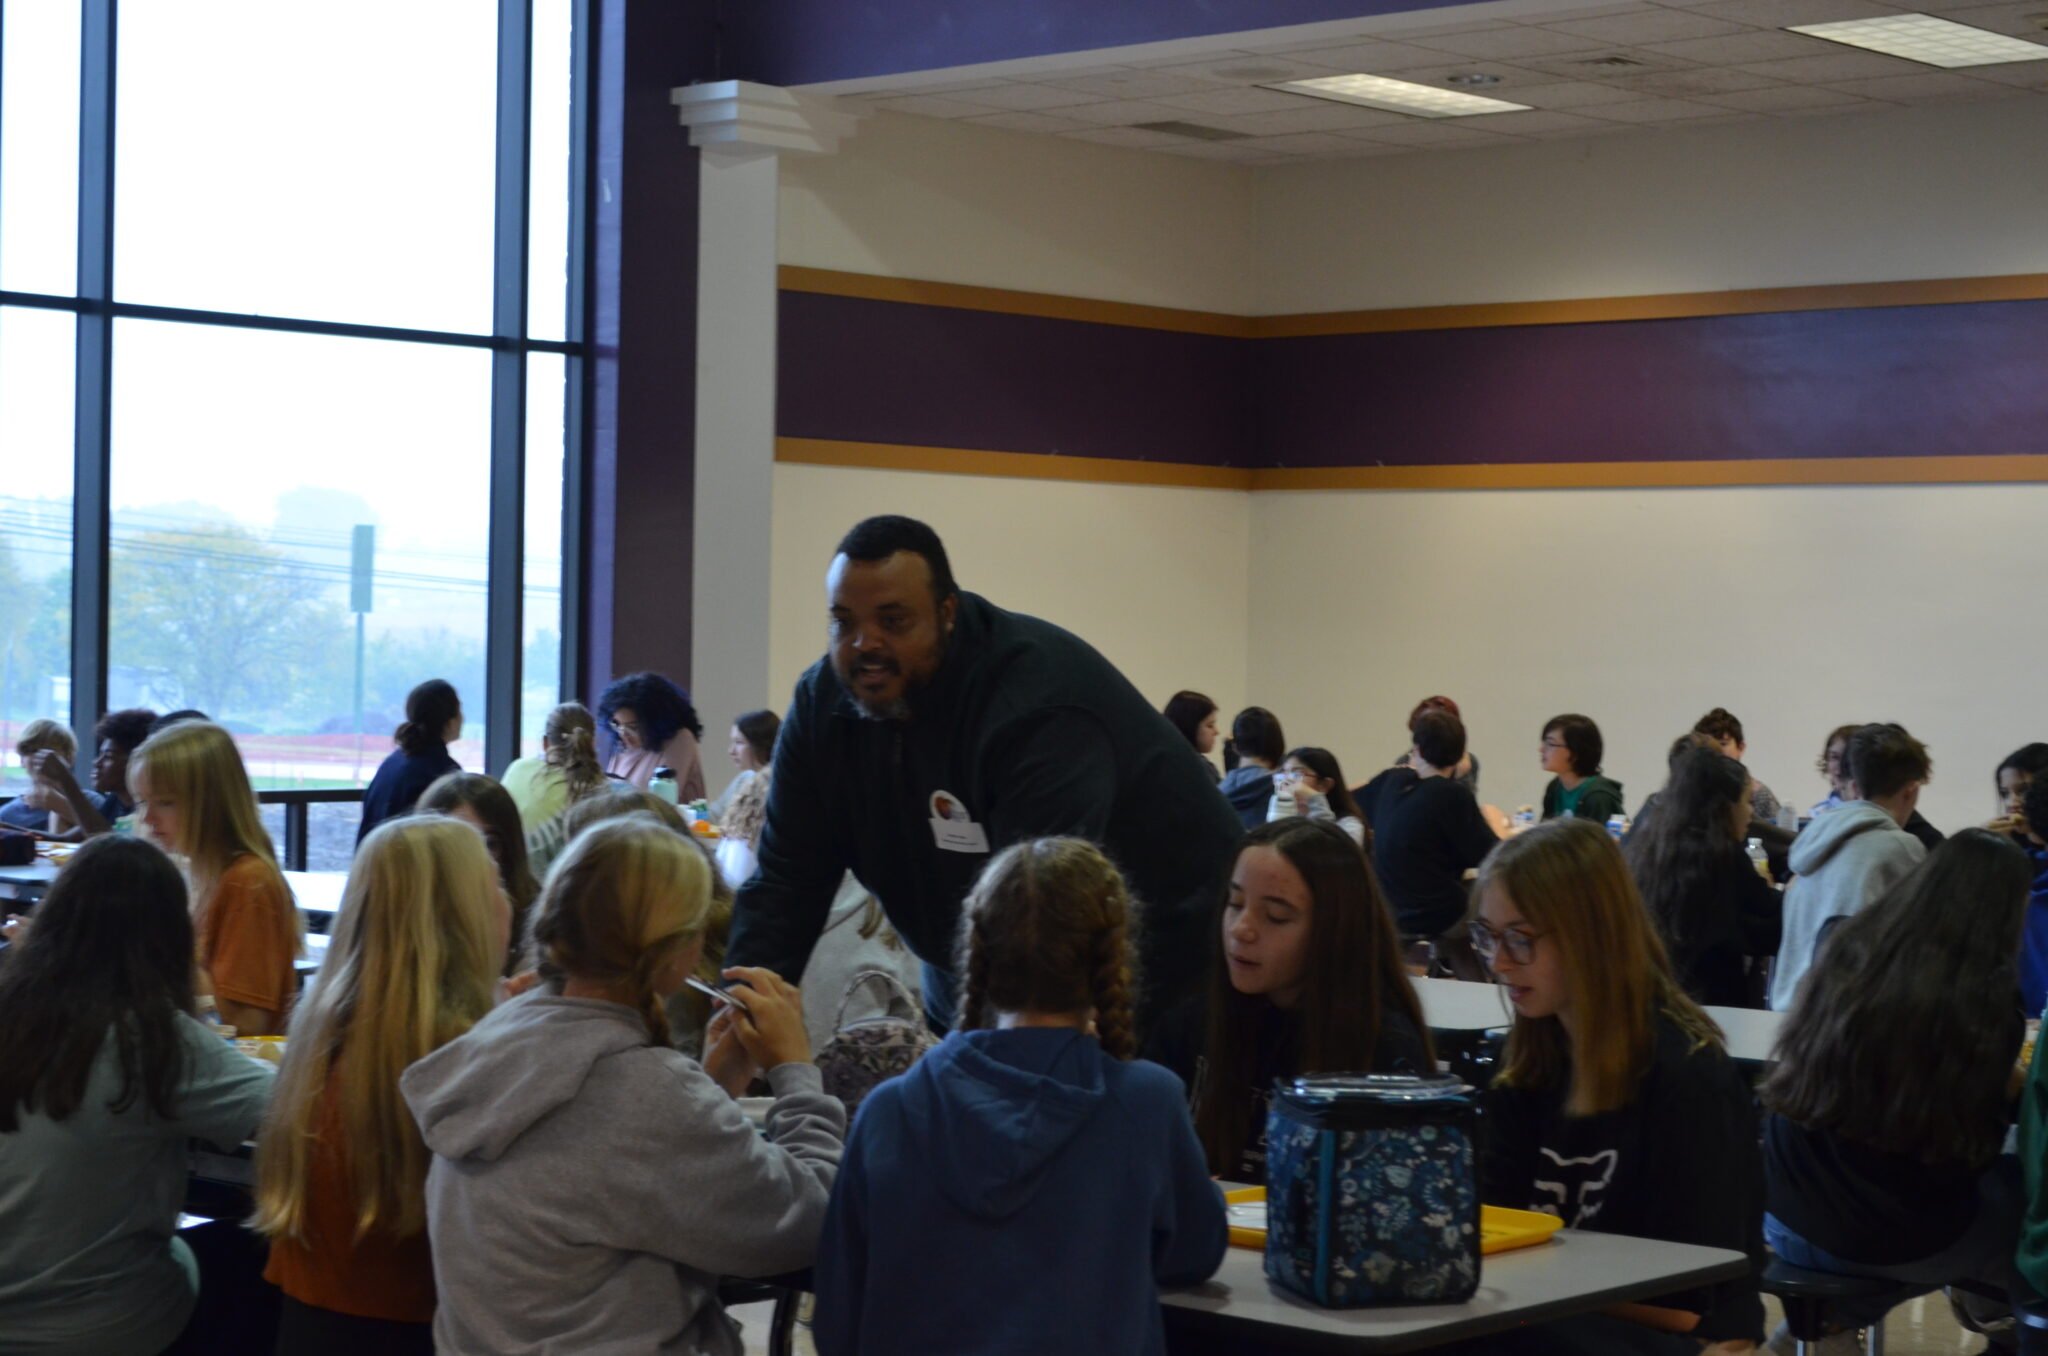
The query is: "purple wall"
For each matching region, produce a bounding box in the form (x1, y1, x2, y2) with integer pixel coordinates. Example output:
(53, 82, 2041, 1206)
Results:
(722, 0, 1471, 87)
(778, 290, 2048, 470)
(778, 291, 1255, 466)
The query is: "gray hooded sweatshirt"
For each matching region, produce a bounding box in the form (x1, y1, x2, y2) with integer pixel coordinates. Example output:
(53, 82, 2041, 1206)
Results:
(1768, 800, 1926, 1011)
(400, 991, 844, 1355)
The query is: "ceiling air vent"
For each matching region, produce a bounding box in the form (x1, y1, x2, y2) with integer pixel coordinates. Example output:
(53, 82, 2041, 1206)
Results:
(1131, 120, 1250, 141)
(1577, 55, 1652, 70)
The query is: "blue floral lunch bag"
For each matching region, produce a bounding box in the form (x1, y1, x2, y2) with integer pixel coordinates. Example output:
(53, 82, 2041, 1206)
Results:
(1264, 1074, 1481, 1307)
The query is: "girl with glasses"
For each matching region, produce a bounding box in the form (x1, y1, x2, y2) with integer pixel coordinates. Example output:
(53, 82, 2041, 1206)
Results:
(1144, 818, 1431, 1181)
(1474, 818, 1764, 1355)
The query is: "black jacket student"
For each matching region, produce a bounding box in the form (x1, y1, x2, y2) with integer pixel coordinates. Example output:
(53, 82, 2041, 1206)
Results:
(1660, 848, 1782, 1009)
(1481, 1016, 1767, 1344)
(725, 592, 1245, 1030)
(1357, 767, 1497, 938)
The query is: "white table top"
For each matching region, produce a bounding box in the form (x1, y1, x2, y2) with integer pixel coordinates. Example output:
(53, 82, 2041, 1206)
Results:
(1410, 978, 1782, 1063)
(1160, 1228, 1749, 1352)
(1413, 977, 1513, 1032)
(284, 870, 346, 921)
(0, 861, 60, 900)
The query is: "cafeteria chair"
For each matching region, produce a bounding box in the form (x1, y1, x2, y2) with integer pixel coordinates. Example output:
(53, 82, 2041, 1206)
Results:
(1761, 1258, 1894, 1356)
(718, 1272, 808, 1356)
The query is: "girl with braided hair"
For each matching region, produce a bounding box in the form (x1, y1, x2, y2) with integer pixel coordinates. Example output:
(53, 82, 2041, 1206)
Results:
(811, 838, 1227, 1356)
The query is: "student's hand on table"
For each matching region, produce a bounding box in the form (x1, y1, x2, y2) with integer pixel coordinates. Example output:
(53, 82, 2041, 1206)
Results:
(703, 1006, 759, 1097)
(720, 966, 812, 1071)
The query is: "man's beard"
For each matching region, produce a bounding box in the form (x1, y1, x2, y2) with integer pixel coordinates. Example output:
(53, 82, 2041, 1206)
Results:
(839, 635, 947, 722)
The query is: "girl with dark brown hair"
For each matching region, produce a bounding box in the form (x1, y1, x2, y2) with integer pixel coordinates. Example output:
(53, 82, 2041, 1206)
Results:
(1147, 817, 1433, 1181)
(1763, 829, 2041, 1347)
(811, 838, 1227, 1356)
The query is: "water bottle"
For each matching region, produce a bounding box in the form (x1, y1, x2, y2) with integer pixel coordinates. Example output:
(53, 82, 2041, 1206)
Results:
(1606, 814, 1627, 842)
(1513, 808, 1536, 834)
(649, 767, 679, 805)
(1747, 836, 1771, 882)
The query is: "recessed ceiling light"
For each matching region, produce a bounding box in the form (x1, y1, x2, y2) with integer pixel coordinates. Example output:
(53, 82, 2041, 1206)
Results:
(1266, 74, 1531, 118)
(1787, 13, 2048, 67)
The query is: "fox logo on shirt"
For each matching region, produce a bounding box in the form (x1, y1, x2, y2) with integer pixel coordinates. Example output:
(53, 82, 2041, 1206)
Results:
(1531, 1148, 1619, 1227)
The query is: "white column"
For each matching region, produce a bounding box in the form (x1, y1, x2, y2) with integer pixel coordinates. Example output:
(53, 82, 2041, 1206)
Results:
(671, 82, 861, 763)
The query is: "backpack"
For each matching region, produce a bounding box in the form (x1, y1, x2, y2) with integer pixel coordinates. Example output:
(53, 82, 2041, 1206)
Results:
(815, 969, 937, 1112)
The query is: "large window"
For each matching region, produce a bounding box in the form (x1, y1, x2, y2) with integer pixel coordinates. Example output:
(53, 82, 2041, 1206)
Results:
(0, 1, 582, 827)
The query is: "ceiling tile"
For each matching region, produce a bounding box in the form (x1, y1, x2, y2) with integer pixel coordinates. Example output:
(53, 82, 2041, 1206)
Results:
(1383, 18, 1524, 39)
(1057, 99, 1205, 126)
(1736, 49, 1933, 79)
(1351, 120, 1522, 145)
(1058, 125, 1196, 149)
(1457, 107, 1620, 132)
(1270, 40, 1473, 72)
(1513, 79, 1664, 106)
(961, 110, 1096, 133)
(1405, 25, 1616, 58)
(1375, 60, 1578, 89)
(1821, 71, 2024, 99)
(1154, 140, 1292, 161)
(1042, 68, 1221, 99)
(1577, 94, 1740, 118)
(1969, 58, 2048, 84)
(941, 82, 1109, 112)
(1915, 1, 2048, 36)
(1637, 29, 1842, 64)
(1242, 130, 1391, 153)
(1136, 52, 1362, 82)
(1538, 1, 1664, 17)
(867, 95, 998, 119)
(1546, 10, 1757, 43)
(1702, 83, 1875, 107)
(1608, 65, 1787, 93)
(1197, 102, 1414, 133)
(1774, 96, 1901, 114)
(1151, 86, 1321, 115)
(1682, 0, 1908, 23)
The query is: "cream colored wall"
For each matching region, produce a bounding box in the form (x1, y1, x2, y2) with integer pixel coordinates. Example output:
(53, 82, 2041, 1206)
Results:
(1255, 100, 2048, 313)
(779, 108, 1257, 312)
(768, 464, 1253, 760)
(1246, 484, 2043, 834)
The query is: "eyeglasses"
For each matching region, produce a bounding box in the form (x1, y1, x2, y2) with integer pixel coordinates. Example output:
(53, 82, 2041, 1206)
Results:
(1541, 739, 1568, 751)
(1467, 920, 1545, 967)
(609, 719, 642, 734)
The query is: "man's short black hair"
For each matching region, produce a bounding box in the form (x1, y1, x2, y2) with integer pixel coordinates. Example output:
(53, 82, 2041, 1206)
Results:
(95, 708, 158, 754)
(1412, 709, 1467, 770)
(835, 516, 957, 602)
(1848, 723, 1931, 800)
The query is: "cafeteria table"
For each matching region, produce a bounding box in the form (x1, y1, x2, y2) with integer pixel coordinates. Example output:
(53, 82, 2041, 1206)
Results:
(1161, 1223, 1749, 1353)
(0, 860, 59, 902)
(1413, 978, 1784, 1065)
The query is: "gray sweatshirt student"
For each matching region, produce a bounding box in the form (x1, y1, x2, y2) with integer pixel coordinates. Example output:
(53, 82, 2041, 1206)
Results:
(1769, 800, 1926, 1011)
(401, 991, 845, 1356)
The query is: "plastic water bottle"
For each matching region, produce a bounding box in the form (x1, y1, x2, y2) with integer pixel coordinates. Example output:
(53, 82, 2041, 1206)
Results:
(649, 767, 679, 805)
(1513, 808, 1536, 834)
(1747, 837, 1771, 881)
(1606, 814, 1627, 842)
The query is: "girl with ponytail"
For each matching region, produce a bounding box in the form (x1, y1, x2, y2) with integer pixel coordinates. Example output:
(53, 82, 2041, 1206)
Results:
(501, 703, 607, 874)
(400, 816, 844, 1355)
(811, 838, 1227, 1356)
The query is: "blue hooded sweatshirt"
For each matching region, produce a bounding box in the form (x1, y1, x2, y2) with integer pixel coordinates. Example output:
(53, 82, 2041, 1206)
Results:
(810, 1027, 1228, 1356)
(2018, 841, 2048, 1017)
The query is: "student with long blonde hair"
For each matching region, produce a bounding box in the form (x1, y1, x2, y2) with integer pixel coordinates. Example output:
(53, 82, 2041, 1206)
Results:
(1474, 818, 1763, 1354)
(402, 817, 842, 1355)
(254, 817, 507, 1354)
(812, 838, 1226, 1356)
(128, 721, 301, 1036)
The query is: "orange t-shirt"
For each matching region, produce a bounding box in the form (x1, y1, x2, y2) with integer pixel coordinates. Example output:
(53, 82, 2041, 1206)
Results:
(263, 1063, 438, 1322)
(198, 854, 299, 1017)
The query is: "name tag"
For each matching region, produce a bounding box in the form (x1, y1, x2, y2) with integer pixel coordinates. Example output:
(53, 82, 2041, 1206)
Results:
(928, 789, 990, 854)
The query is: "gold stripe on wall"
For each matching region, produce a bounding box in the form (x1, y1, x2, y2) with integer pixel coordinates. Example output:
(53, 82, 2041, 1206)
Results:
(777, 438, 2048, 491)
(1250, 456, 2048, 490)
(776, 266, 1256, 338)
(775, 437, 1256, 490)
(779, 265, 2048, 338)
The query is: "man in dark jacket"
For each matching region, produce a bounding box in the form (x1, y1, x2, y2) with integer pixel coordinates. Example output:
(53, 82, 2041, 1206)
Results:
(724, 515, 1244, 1033)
